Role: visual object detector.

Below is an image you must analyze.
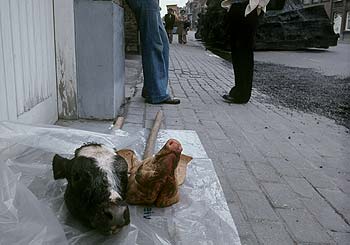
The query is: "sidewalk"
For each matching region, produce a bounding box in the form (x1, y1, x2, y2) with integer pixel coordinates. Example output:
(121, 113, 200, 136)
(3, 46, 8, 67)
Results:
(123, 32, 350, 244)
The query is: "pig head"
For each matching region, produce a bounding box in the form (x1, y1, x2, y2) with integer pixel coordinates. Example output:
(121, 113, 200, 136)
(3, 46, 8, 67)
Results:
(124, 139, 192, 208)
(52, 143, 130, 235)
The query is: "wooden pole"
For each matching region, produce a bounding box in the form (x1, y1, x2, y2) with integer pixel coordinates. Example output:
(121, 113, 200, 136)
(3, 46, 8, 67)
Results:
(113, 116, 124, 129)
(143, 110, 163, 159)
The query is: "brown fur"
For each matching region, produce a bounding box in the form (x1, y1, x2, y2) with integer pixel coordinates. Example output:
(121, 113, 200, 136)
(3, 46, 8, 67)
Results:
(117, 139, 192, 207)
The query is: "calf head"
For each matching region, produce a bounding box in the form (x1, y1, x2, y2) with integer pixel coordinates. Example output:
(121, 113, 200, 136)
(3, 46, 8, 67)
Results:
(52, 143, 130, 234)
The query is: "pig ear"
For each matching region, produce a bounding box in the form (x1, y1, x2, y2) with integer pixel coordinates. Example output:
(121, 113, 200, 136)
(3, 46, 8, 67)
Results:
(116, 149, 141, 174)
(175, 154, 193, 186)
(52, 154, 70, 180)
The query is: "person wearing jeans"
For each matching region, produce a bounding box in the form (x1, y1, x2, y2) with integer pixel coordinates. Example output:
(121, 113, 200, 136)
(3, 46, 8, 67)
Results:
(125, 0, 180, 104)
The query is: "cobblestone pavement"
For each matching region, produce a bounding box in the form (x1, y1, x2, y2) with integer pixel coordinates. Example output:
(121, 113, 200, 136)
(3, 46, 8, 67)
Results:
(123, 33, 350, 244)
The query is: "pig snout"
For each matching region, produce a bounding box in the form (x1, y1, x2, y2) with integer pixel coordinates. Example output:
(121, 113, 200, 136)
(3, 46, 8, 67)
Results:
(167, 139, 183, 153)
(92, 202, 130, 234)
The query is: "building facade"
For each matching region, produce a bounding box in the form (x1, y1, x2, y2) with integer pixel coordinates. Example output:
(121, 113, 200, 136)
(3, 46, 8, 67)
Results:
(303, 0, 350, 41)
(185, 0, 207, 30)
(1, 0, 126, 123)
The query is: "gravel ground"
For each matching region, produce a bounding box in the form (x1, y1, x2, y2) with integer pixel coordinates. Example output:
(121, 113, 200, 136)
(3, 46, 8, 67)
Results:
(253, 62, 350, 129)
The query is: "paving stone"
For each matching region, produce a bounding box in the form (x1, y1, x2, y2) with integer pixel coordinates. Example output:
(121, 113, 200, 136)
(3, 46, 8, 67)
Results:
(195, 110, 215, 121)
(251, 221, 295, 245)
(279, 153, 318, 170)
(302, 198, 350, 232)
(200, 120, 227, 140)
(163, 110, 181, 119)
(212, 110, 233, 126)
(278, 208, 335, 243)
(127, 107, 144, 115)
(330, 231, 350, 245)
(144, 119, 154, 129)
(238, 228, 259, 245)
(318, 189, 350, 223)
(237, 191, 279, 221)
(181, 108, 199, 123)
(121, 123, 143, 132)
(243, 133, 281, 158)
(164, 117, 183, 126)
(227, 202, 247, 224)
(284, 176, 319, 198)
(247, 161, 282, 183)
(219, 175, 240, 204)
(335, 177, 350, 194)
(302, 169, 338, 189)
(267, 157, 302, 177)
(166, 125, 186, 130)
(212, 139, 237, 154)
(125, 114, 144, 124)
(219, 152, 247, 170)
(262, 183, 303, 209)
(227, 170, 260, 191)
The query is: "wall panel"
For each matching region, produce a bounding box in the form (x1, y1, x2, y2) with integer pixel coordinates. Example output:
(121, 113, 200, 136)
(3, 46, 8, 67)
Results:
(0, 0, 57, 124)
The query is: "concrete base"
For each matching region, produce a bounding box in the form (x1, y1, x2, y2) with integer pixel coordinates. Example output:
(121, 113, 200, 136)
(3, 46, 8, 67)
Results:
(74, 0, 125, 119)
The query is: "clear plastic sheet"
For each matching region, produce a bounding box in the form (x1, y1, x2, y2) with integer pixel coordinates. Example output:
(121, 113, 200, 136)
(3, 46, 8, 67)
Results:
(0, 121, 241, 245)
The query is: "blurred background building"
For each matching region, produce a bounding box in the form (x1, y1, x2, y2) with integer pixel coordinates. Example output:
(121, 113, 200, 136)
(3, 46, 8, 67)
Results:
(303, 0, 350, 41)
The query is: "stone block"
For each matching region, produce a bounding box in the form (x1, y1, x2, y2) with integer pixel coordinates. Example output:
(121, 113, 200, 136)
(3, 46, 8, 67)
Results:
(220, 152, 247, 170)
(330, 232, 350, 245)
(318, 189, 350, 223)
(284, 176, 319, 198)
(302, 169, 337, 189)
(125, 114, 144, 124)
(302, 198, 350, 232)
(227, 170, 260, 191)
(267, 157, 301, 177)
(251, 221, 295, 245)
(237, 191, 279, 221)
(212, 139, 238, 154)
(262, 183, 303, 209)
(278, 209, 334, 243)
(248, 161, 282, 182)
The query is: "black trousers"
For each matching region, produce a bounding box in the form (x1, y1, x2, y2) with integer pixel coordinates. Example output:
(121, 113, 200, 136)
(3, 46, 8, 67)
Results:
(226, 3, 260, 102)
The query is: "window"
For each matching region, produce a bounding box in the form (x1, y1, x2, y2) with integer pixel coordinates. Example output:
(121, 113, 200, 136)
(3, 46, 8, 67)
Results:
(333, 12, 342, 34)
(303, 0, 312, 4)
(346, 12, 350, 31)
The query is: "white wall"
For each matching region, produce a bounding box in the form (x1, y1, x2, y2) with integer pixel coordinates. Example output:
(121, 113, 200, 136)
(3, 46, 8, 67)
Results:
(0, 0, 58, 124)
(54, 0, 78, 119)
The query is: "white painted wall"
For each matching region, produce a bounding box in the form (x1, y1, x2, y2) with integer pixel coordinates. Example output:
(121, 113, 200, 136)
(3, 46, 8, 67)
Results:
(54, 0, 78, 119)
(0, 0, 58, 124)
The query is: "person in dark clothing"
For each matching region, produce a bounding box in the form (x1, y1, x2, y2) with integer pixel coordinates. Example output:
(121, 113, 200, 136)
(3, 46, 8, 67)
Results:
(221, 0, 271, 104)
(164, 8, 176, 43)
(222, 2, 261, 104)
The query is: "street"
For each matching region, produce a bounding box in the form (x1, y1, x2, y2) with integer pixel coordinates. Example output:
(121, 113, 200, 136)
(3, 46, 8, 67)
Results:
(122, 32, 350, 244)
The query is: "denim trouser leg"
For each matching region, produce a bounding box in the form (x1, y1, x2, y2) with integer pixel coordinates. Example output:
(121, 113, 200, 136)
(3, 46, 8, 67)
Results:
(126, 0, 170, 103)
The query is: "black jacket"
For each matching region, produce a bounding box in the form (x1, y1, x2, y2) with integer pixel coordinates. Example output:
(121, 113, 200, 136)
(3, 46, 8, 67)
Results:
(164, 13, 175, 30)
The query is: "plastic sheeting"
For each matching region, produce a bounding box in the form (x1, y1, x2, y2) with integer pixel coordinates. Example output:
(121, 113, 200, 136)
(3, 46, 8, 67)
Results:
(0, 121, 241, 245)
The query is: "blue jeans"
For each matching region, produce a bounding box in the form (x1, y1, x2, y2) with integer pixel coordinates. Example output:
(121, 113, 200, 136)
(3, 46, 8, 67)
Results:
(126, 0, 170, 103)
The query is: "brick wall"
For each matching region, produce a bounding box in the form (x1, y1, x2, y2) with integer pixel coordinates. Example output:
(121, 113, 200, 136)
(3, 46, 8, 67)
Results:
(124, 2, 140, 54)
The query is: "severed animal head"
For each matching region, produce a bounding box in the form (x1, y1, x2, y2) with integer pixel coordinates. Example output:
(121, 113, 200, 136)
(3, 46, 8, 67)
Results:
(123, 139, 192, 207)
(52, 143, 130, 235)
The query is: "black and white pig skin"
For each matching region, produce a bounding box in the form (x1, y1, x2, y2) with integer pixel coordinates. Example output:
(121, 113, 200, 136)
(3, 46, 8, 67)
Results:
(52, 143, 130, 235)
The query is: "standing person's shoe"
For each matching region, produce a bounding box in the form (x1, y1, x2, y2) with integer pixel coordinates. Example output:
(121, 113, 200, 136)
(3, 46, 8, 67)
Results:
(146, 98, 180, 105)
(222, 94, 249, 104)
